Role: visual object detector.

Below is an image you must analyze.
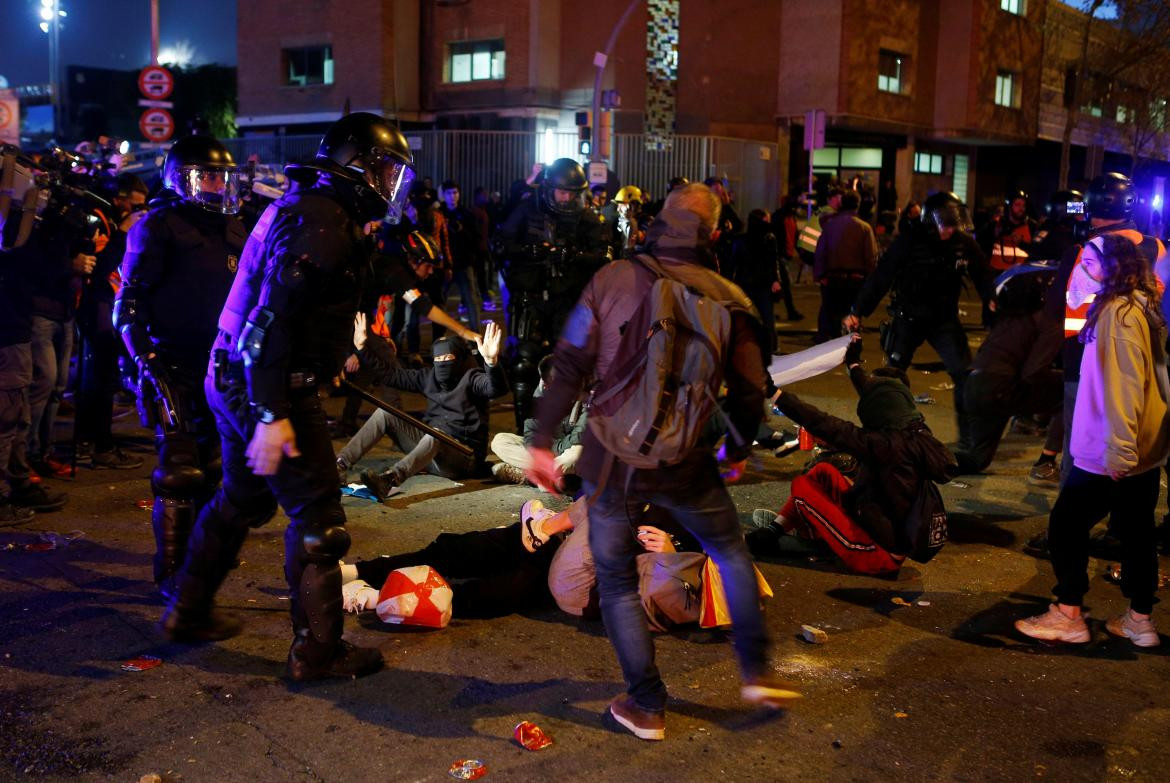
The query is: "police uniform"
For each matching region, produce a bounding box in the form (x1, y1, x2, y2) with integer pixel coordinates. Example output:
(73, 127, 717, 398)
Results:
(494, 195, 609, 430)
(115, 197, 245, 594)
(852, 219, 993, 451)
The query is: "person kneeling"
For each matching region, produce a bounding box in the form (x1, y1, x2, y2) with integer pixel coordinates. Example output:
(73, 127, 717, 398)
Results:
(490, 355, 586, 486)
(750, 337, 956, 576)
(338, 318, 507, 499)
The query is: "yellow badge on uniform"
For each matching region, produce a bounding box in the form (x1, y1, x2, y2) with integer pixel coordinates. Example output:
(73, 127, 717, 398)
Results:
(227, 254, 239, 273)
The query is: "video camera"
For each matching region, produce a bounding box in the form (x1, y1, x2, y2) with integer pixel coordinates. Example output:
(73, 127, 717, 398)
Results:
(1, 143, 113, 253)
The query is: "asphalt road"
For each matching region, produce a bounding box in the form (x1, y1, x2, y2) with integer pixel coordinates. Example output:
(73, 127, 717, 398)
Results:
(2, 282, 1168, 783)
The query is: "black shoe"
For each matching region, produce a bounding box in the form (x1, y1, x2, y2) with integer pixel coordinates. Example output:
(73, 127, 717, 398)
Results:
(786, 311, 805, 322)
(359, 468, 398, 501)
(0, 497, 36, 527)
(1023, 530, 1049, 559)
(161, 607, 243, 643)
(9, 483, 67, 513)
(337, 460, 349, 487)
(287, 637, 384, 682)
(91, 448, 145, 470)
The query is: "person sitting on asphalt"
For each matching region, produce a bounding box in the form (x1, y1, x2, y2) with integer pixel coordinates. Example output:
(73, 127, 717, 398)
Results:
(340, 496, 707, 629)
(748, 336, 956, 576)
(336, 318, 507, 499)
(489, 354, 586, 487)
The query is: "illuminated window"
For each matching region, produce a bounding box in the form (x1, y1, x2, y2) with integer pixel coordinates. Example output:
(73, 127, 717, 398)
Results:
(1000, 0, 1026, 15)
(447, 40, 505, 83)
(995, 70, 1019, 108)
(878, 50, 908, 95)
(283, 45, 334, 86)
(914, 152, 944, 175)
(1115, 105, 1129, 123)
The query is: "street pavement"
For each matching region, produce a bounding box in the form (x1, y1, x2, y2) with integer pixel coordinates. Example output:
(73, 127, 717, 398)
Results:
(2, 281, 1168, 782)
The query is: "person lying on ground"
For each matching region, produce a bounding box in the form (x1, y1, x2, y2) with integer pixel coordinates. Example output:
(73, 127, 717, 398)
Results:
(340, 496, 708, 630)
(749, 336, 956, 576)
(336, 317, 507, 499)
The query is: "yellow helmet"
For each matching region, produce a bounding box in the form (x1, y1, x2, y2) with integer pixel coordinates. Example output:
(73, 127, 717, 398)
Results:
(613, 185, 644, 204)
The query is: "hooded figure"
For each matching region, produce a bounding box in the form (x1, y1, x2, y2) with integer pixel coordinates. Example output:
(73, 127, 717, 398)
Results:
(754, 342, 956, 574)
(431, 336, 475, 391)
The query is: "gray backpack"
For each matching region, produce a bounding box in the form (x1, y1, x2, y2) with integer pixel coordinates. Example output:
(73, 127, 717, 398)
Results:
(588, 255, 747, 469)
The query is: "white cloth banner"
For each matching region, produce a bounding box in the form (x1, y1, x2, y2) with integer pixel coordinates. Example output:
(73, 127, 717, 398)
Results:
(767, 334, 852, 387)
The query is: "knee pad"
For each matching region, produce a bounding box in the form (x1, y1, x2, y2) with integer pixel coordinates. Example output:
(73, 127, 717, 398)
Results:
(152, 435, 206, 497)
(295, 503, 350, 564)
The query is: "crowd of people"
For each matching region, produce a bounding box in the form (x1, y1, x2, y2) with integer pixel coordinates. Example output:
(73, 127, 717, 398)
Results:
(2, 113, 1168, 742)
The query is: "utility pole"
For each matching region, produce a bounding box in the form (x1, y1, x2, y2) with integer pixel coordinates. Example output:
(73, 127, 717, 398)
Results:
(589, 0, 641, 165)
(150, 0, 160, 65)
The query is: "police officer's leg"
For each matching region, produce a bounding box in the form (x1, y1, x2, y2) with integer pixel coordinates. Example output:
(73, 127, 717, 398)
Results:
(275, 393, 382, 680)
(164, 379, 277, 641)
(926, 318, 974, 450)
(953, 371, 1011, 474)
(882, 316, 925, 371)
(509, 340, 543, 433)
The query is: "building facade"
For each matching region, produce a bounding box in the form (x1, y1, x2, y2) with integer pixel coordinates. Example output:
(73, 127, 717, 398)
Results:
(234, 0, 1169, 217)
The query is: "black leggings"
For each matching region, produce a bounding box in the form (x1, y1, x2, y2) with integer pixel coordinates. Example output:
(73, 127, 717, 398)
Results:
(1048, 466, 1160, 614)
(354, 522, 561, 618)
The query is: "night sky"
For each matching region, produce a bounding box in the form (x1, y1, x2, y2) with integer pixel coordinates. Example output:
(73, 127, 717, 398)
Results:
(0, 0, 237, 88)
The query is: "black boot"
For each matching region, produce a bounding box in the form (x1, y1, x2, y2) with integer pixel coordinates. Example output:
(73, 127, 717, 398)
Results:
(161, 605, 243, 642)
(286, 630, 383, 681)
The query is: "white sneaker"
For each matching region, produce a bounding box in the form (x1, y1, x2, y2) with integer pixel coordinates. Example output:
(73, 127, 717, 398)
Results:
(1106, 610, 1161, 648)
(341, 580, 378, 614)
(1014, 604, 1090, 643)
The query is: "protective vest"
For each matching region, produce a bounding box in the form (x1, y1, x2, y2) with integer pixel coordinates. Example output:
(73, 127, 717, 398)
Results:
(989, 221, 1033, 271)
(1064, 229, 1166, 338)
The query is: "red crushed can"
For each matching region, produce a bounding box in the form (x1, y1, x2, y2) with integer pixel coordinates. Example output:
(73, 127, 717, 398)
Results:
(448, 759, 487, 780)
(121, 655, 163, 672)
(513, 720, 553, 751)
(798, 426, 815, 451)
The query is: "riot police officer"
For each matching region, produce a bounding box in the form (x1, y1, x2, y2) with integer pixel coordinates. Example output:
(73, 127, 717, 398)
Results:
(493, 157, 610, 430)
(844, 191, 992, 453)
(114, 136, 247, 599)
(162, 112, 416, 682)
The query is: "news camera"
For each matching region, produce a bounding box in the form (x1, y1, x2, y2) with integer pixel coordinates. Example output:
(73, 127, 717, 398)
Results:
(1, 143, 113, 253)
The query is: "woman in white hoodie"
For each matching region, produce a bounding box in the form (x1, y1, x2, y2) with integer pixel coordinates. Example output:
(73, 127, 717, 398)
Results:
(1016, 234, 1169, 648)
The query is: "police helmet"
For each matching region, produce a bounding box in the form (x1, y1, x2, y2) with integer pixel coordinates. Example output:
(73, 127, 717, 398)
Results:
(316, 112, 416, 222)
(1046, 189, 1085, 224)
(1005, 189, 1029, 207)
(541, 158, 588, 216)
(1086, 172, 1135, 221)
(613, 185, 644, 204)
(404, 230, 439, 265)
(921, 191, 973, 235)
(668, 176, 690, 192)
(162, 135, 244, 214)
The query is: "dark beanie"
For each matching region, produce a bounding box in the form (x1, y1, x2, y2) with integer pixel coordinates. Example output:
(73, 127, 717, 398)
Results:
(856, 378, 923, 431)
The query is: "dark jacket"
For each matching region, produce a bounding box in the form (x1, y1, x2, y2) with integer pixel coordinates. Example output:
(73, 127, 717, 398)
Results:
(776, 377, 956, 553)
(813, 209, 878, 280)
(363, 350, 509, 460)
(0, 227, 60, 347)
(854, 223, 992, 324)
(729, 221, 781, 295)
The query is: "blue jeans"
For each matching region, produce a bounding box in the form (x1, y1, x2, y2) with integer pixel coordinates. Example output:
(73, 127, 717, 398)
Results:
(27, 316, 74, 460)
(584, 465, 770, 712)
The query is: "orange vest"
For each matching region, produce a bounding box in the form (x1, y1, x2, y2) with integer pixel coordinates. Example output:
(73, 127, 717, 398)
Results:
(1064, 229, 1167, 338)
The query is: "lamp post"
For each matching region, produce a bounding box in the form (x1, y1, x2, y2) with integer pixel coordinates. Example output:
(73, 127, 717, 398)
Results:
(38, 0, 66, 139)
(589, 0, 641, 165)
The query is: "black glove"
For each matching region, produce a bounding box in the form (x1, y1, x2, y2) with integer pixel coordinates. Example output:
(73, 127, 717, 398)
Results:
(137, 357, 180, 430)
(844, 337, 863, 366)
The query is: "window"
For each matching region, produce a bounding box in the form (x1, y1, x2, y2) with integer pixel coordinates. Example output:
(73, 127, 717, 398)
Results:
(283, 45, 334, 86)
(1116, 105, 1130, 123)
(952, 154, 970, 202)
(1082, 102, 1103, 118)
(914, 152, 944, 175)
(1153, 98, 1169, 131)
(1000, 0, 1026, 15)
(447, 39, 505, 83)
(878, 50, 908, 95)
(995, 70, 1019, 108)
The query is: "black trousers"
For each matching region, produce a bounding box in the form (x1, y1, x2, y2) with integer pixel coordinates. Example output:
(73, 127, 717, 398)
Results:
(1049, 466, 1160, 614)
(354, 522, 559, 618)
(817, 277, 864, 343)
(75, 328, 120, 452)
(955, 368, 1062, 474)
(885, 315, 974, 450)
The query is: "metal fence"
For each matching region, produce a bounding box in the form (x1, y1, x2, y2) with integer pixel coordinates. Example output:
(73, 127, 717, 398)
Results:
(222, 130, 780, 211)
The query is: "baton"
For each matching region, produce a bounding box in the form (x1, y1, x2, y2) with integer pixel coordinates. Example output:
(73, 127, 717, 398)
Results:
(340, 379, 475, 458)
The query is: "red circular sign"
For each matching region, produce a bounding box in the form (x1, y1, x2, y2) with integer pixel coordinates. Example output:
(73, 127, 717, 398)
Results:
(139, 108, 175, 142)
(138, 66, 174, 100)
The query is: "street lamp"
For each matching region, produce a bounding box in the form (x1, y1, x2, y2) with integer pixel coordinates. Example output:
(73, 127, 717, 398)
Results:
(38, 0, 66, 138)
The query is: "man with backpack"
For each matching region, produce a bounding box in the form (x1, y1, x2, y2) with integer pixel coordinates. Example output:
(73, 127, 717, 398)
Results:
(749, 337, 957, 575)
(527, 183, 800, 742)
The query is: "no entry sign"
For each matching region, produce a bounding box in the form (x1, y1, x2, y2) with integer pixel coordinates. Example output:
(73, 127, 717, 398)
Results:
(139, 108, 175, 142)
(138, 66, 174, 100)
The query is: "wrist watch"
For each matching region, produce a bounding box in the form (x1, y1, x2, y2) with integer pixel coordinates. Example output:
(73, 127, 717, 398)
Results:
(254, 405, 279, 424)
